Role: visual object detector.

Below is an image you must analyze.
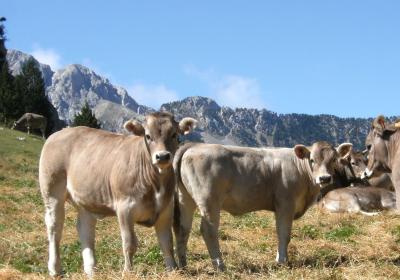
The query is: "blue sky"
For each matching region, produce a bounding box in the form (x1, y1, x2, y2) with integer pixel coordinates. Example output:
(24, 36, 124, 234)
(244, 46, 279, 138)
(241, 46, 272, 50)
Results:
(3, 1, 400, 117)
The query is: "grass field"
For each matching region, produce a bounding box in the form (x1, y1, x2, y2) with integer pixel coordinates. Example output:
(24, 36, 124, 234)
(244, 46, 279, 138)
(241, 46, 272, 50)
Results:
(1, 127, 400, 279)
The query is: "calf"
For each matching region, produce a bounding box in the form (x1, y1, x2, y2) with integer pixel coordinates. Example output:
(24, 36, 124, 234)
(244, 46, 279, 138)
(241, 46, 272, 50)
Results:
(12, 113, 47, 139)
(173, 141, 352, 270)
(318, 186, 395, 215)
(39, 112, 196, 276)
(362, 115, 400, 210)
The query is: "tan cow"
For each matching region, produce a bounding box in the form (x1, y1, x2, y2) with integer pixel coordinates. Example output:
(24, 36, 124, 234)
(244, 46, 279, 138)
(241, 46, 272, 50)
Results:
(318, 186, 395, 215)
(39, 112, 197, 276)
(172, 141, 352, 270)
(362, 115, 400, 210)
(12, 113, 47, 139)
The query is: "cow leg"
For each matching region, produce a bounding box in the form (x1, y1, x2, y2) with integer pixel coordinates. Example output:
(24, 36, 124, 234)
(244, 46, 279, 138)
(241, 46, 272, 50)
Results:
(41, 128, 45, 139)
(117, 209, 137, 272)
(199, 205, 225, 271)
(44, 197, 65, 276)
(274, 206, 294, 264)
(154, 200, 177, 270)
(77, 208, 97, 276)
(173, 189, 196, 268)
(27, 125, 31, 135)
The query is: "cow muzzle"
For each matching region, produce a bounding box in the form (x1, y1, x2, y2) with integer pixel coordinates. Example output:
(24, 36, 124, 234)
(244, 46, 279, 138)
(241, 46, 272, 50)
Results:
(153, 151, 172, 169)
(361, 168, 373, 180)
(316, 175, 332, 186)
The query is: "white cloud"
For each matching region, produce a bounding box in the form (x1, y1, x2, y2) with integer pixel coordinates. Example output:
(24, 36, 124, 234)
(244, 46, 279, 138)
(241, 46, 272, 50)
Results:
(184, 65, 266, 109)
(31, 47, 62, 70)
(128, 84, 179, 109)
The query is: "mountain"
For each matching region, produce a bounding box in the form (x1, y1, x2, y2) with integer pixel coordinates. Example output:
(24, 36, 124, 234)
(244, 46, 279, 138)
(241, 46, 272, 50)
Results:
(7, 49, 394, 150)
(6, 49, 152, 132)
(161, 96, 382, 150)
(6, 49, 54, 88)
(46, 63, 153, 126)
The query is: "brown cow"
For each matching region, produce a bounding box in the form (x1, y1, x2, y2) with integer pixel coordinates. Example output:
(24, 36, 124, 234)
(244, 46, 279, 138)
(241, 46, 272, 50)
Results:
(362, 115, 400, 210)
(172, 141, 352, 270)
(39, 112, 197, 276)
(12, 113, 47, 139)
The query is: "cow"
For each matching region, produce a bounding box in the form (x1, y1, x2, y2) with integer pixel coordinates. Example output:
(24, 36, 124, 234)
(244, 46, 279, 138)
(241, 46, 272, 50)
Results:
(172, 141, 353, 271)
(39, 112, 197, 276)
(318, 186, 396, 215)
(12, 113, 47, 139)
(362, 115, 400, 210)
(347, 149, 393, 190)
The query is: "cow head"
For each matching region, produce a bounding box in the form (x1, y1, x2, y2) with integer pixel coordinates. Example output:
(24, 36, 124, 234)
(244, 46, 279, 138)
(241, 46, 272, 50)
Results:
(11, 121, 18, 130)
(124, 112, 197, 171)
(294, 141, 353, 188)
(346, 150, 368, 179)
(362, 115, 398, 179)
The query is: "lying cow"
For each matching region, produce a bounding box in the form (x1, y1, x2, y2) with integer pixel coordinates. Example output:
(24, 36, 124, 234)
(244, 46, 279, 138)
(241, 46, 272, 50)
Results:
(172, 141, 352, 270)
(39, 112, 197, 276)
(318, 186, 396, 215)
(362, 115, 400, 210)
(12, 112, 47, 139)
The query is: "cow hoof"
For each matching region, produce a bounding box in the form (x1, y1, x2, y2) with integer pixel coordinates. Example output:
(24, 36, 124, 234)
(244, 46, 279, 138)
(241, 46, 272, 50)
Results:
(212, 258, 226, 272)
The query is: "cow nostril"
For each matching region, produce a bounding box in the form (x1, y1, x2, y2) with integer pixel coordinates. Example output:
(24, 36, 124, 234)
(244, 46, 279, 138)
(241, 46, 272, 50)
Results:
(155, 154, 160, 160)
(164, 153, 171, 161)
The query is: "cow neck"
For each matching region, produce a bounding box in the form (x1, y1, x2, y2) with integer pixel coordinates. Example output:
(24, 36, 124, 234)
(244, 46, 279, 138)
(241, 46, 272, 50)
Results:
(296, 156, 315, 188)
(387, 129, 400, 170)
(137, 137, 173, 193)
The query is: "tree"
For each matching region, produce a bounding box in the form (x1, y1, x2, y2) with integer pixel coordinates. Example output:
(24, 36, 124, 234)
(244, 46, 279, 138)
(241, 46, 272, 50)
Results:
(72, 102, 101, 129)
(0, 17, 6, 71)
(0, 60, 16, 123)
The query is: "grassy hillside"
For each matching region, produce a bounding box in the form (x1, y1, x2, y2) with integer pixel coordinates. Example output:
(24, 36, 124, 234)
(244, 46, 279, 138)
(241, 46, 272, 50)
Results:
(1, 127, 400, 279)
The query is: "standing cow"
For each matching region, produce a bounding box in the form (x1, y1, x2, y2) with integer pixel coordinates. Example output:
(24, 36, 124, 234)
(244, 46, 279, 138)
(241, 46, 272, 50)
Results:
(12, 113, 47, 139)
(39, 112, 197, 276)
(362, 115, 400, 210)
(173, 141, 352, 270)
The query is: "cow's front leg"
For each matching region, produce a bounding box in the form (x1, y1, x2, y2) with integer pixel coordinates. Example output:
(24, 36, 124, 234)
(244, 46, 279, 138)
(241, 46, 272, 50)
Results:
(199, 205, 225, 271)
(274, 206, 294, 264)
(154, 200, 177, 270)
(117, 209, 137, 272)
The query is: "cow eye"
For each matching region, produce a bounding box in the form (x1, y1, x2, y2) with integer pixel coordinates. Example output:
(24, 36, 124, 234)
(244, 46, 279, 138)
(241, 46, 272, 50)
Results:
(145, 134, 151, 141)
(171, 132, 177, 139)
(310, 159, 315, 165)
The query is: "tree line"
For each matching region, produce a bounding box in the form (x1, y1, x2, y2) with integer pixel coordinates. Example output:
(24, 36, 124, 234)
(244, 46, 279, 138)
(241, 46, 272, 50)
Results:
(0, 18, 101, 136)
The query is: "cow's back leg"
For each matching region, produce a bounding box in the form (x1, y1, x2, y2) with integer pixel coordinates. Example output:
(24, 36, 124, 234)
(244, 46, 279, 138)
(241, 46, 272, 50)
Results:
(198, 202, 225, 271)
(173, 188, 196, 268)
(77, 208, 97, 276)
(117, 208, 137, 272)
(40, 173, 67, 276)
(274, 203, 294, 264)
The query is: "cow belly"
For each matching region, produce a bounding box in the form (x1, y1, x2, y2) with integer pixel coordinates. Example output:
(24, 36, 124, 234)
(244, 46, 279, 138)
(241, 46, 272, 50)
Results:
(66, 180, 115, 216)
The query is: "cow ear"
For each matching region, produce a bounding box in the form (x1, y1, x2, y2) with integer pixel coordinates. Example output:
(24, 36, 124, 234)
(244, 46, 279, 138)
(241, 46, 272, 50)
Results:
(337, 143, 352, 160)
(179, 117, 198, 135)
(372, 115, 386, 134)
(294, 145, 310, 159)
(124, 120, 145, 136)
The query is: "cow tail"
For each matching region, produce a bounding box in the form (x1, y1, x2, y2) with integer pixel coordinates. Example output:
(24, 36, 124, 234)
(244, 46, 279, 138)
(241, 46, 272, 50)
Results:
(172, 142, 197, 233)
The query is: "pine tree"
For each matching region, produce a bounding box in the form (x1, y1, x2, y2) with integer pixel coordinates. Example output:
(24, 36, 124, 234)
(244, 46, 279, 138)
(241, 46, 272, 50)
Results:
(0, 17, 6, 71)
(13, 58, 54, 135)
(0, 60, 16, 123)
(72, 102, 101, 129)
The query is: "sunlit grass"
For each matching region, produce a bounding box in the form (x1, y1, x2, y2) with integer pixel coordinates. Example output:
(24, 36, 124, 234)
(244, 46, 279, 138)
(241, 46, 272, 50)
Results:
(1, 127, 400, 279)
